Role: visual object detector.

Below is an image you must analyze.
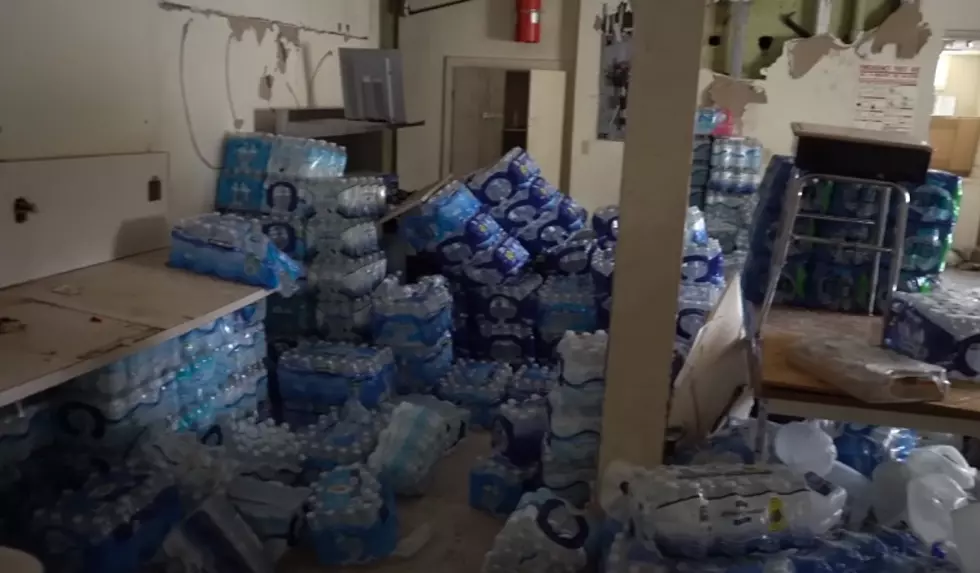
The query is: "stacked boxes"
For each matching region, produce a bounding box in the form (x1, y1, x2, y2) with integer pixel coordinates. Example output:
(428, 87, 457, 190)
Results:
(471, 272, 543, 364)
(676, 208, 726, 357)
(371, 275, 455, 394)
(540, 331, 608, 507)
(309, 178, 389, 343)
(436, 360, 512, 429)
(54, 303, 270, 455)
(306, 464, 398, 566)
(690, 107, 735, 209)
(703, 136, 763, 272)
(743, 156, 960, 313)
(276, 340, 394, 423)
(30, 463, 182, 573)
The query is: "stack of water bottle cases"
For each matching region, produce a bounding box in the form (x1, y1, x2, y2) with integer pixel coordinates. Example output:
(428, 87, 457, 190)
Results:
(0, 301, 271, 572)
(743, 154, 961, 313)
(0, 123, 745, 573)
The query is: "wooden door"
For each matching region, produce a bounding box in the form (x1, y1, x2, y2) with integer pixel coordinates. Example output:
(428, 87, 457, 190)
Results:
(450, 67, 507, 178)
(527, 70, 567, 185)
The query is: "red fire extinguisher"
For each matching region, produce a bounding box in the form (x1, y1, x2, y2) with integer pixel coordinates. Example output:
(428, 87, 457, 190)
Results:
(516, 0, 541, 44)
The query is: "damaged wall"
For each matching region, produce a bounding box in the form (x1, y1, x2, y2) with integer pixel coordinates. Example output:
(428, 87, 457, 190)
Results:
(723, 1, 944, 158)
(568, 0, 950, 213)
(0, 0, 378, 219)
(396, 0, 577, 191)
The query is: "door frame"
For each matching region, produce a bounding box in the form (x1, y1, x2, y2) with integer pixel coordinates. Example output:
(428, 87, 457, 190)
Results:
(441, 56, 562, 181)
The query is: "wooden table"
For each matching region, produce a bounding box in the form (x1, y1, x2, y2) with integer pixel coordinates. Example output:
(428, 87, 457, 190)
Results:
(0, 249, 272, 408)
(761, 309, 980, 436)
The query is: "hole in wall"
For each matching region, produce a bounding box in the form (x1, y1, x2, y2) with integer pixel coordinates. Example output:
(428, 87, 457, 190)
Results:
(708, 35, 722, 47)
(758, 36, 774, 51)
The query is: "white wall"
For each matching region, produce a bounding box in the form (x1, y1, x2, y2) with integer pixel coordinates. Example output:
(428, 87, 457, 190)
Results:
(396, 0, 576, 191)
(567, 0, 957, 213)
(0, 0, 378, 220)
(939, 53, 980, 116)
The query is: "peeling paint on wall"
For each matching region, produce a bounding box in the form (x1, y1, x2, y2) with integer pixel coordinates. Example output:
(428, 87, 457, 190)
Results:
(702, 74, 768, 127)
(858, 1, 932, 59)
(158, 0, 369, 40)
(787, 35, 847, 79)
(226, 16, 273, 43)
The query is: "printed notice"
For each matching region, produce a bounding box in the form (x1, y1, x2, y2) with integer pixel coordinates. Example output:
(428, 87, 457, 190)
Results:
(854, 64, 919, 132)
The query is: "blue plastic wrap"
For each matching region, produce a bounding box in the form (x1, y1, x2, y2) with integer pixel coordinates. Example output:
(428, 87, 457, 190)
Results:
(169, 213, 304, 295)
(832, 423, 918, 478)
(306, 464, 398, 566)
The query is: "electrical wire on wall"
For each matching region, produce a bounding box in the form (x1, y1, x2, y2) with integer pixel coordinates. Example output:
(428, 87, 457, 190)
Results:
(179, 18, 221, 171)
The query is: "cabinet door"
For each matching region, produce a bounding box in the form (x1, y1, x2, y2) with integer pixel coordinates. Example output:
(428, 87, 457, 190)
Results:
(527, 70, 567, 186)
(0, 153, 169, 288)
(450, 67, 507, 178)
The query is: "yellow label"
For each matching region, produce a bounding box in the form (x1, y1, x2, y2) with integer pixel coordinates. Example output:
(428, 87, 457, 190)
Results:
(768, 497, 786, 532)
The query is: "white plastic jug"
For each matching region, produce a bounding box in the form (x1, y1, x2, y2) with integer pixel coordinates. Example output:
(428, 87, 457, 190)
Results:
(907, 446, 977, 491)
(825, 461, 872, 529)
(871, 460, 913, 527)
(907, 473, 969, 546)
(773, 421, 837, 477)
(951, 502, 980, 573)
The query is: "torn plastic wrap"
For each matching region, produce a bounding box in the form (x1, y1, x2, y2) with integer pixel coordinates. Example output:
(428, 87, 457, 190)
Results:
(789, 335, 949, 404)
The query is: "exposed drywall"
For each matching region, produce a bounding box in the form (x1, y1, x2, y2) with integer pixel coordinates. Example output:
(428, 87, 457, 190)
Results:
(396, 0, 577, 191)
(732, 1, 944, 158)
(0, 0, 378, 220)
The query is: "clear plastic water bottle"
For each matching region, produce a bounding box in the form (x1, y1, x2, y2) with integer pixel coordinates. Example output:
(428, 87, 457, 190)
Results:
(685, 207, 709, 246)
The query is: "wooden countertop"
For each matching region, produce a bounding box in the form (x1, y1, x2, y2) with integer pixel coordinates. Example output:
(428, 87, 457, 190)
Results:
(761, 308, 980, 423)
(0, 249, 272, 408)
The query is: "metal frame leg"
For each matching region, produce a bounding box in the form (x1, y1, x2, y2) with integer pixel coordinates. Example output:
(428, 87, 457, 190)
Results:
(755, 171, 805, 338)
(749, 335, 770, 460)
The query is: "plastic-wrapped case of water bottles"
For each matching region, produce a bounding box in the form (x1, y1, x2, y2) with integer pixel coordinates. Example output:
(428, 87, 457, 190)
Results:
(30, 461, 182, 573)
(367, 401, 450, 495)
(216, 133, 348, 214)
(471, 271, 543, 364)
(538, 331, 608, 508)
(437, 359, 512, 429)
(601, 461, 844, 559)
(294, 400, 389, 474)
(276, 340, 395, 415)
(169, 212, 304, 294)
(884, 288, 980, 383)
(482, 488, 593, 573)
(306, 463, 399, 566)
(743, 155, 962, 314)
(536, 275, 598, 360)
(372, 275, 455, 393)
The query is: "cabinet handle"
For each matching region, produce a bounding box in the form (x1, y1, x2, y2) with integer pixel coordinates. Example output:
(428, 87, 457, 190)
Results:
(481, 112, 504, 120)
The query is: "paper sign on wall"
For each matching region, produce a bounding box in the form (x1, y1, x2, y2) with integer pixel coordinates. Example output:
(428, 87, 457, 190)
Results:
(854, 63, 920, 133)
